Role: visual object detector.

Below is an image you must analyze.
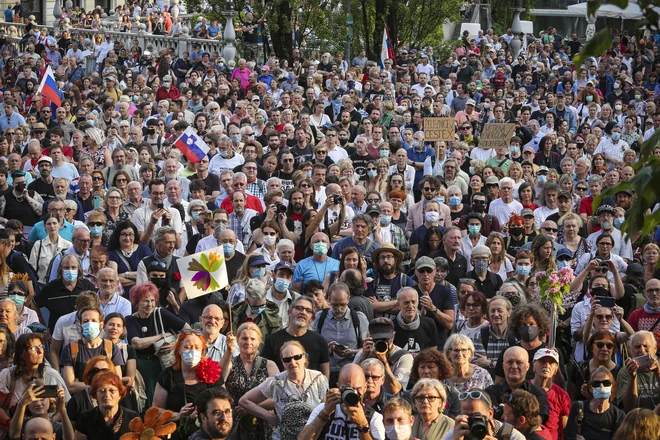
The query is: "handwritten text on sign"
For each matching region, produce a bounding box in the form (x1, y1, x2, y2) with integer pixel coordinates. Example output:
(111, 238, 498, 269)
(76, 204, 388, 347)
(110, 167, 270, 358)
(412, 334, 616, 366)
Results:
(479, 123, 516, 149)
(424, 118, 455, 142)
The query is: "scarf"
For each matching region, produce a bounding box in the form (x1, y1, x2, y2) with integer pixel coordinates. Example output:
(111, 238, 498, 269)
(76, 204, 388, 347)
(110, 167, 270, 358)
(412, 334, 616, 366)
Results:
(644, 304, 660, 315)
(396, 312, 420, 331)
(153, 248, 173, 268)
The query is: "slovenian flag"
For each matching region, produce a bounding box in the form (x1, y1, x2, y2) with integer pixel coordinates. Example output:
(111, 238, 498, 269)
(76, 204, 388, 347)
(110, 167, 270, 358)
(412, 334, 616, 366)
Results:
(37, 65, 61, 107)
(174, 127, 210, 164)
(380, 27, 394, 69)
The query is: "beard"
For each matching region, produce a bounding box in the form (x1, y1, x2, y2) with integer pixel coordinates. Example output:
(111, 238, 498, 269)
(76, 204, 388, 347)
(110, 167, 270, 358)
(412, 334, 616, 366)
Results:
(205, 420, 231, 439)
(55, 193, 67, 201)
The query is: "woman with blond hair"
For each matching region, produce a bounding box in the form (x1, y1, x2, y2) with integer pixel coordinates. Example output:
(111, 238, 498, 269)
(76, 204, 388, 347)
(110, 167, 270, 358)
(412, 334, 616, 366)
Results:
(410, 378, 455, 440)
(613, 408, 660, 440)
(486, 232, 514, 280)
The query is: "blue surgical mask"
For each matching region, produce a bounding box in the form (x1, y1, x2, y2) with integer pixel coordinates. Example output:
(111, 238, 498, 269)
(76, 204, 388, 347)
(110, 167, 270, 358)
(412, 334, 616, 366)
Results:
(252, 267, 266, 278)
(469, 166, 475, 175)
(592, 386, 612, 401)
(230, 135, 240, 143)
(81, 321, 101, 340)
(510, 146, 521, 156)
(557, 260, 571, 270)
(425, 211, 439, 223)
(367, 169, 377, 179)
(537, 175, 547, 184)
(219, 150, 228, 158)
(89, 226, 103, 237)
(613, 216, 625, 229)
(63, 269, 78, 282)
(274, 277, 291, 292)
(86, 119, 95, 126)
(313, 242, 328, 256)
(516, 265, 531, 276)
(9, 294, 25, 308)
(380, 215, 392, 226)
(306, 171, 312, 178)
(611, 132, 621, 141)
(250, 305, 266, 315)
(132, 95, 139, 102)
(379, 150, 389, 158)
(222, 243, 234, 256)
(191, 211, 201, 220)
(468, 225, 481, 235)
(449, 196, 461, 207)
(435, 197, 445, 204)
(182, 349, 202, 367)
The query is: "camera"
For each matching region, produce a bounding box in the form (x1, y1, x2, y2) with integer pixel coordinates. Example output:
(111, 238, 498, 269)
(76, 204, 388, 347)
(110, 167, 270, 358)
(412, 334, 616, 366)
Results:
(468, 412, 490, 440)
(274, 202, 287, 214)
(340, 385, 360, 407)
(374, 339, 388, 353)
(156, 203, 164, 210)
(331, 194, 343, 205)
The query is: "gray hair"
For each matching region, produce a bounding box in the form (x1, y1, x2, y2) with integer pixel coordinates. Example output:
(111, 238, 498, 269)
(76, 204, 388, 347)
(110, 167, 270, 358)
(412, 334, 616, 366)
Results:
(397, 286, 418, 300)
(97, 267, 118, 280)
(589, 174, 603, 185)
(277, 239, 294, 250)
(245, 278, 267, 301)
(471, 244, 492, 259)
(443, 333, 475, 359)
(233, 172, 247, 183)
(361, 358, 385, 373)
(63, 199, 78, 212)
(220, 170, 234, 180)
(188, 200, 207, 215)
(411, 379, 447, 410)
(352, 214, 374, 232)
(53, 176, 70, 187)
(154, 226, 177, 243)
(266, 177, 282, 187)
(632, 330, 657, 348)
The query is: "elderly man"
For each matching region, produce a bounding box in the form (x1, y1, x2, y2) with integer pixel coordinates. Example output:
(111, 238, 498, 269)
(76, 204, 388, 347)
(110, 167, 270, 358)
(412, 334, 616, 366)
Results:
(331, 214, 380, 263)
(103, 147, 139, 184)
(75, 174, 94, 213)
(209, 134, 244, 175)
(360, 358, 391, 414)
(135, 226, 184, 303)
(96, 267, 132, 317)
(488, 177, 523, 226)
(586, 205, 633, 262)
(162, 158, 191, 201)
(133, 179, 183, 249)
(54, 107, 75, 144)
(313, 282, 369, 386)
(265, 261, 298, 327)
(201, 304, 230, 362)
(0, 171, 43, 232)
(618, 330, 660, 411)
(392, 287, 439, 356)
(486, 346, 550, 423)
(28, 199, 76, 243)
(262, 296, 330, 376)
(531, 349, 570, 440)
(628, 278, 660, 332)
(227, 191, 258, 250)
(47, 226, 91, 282)
(164, 179, 189, 221)
(124, 181, 149, 216)
(292, 232, 340, 292)
(220, 172, 264, 214)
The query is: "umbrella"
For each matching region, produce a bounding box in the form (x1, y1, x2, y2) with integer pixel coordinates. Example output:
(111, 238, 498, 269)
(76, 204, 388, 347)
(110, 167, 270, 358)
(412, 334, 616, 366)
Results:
(566, 1, 643, 19)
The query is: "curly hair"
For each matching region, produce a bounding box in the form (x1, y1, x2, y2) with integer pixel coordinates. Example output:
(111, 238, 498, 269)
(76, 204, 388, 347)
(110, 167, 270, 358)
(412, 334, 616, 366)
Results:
(614, 408, 660, 440)
(503, 390, 542, 427)
(509, 304, 550, 340)
(82, 355, 117, 385)
(410, 348, 453, 383)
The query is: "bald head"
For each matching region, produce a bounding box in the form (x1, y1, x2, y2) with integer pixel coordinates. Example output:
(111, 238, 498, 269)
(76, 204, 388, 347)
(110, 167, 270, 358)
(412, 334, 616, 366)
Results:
(201, 304, 224, 337)
(338, 363, 366, 392)
(24, 417, 55, 440)
(503, 346, 529, 386)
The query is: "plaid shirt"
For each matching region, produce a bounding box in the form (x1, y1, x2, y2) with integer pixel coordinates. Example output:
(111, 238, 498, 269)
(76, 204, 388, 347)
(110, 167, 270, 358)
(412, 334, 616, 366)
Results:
(246, 179, 267, 199)
(472, 326, 515, 364)
(390, 224, 409, 255)
(229, 208, 258, 249)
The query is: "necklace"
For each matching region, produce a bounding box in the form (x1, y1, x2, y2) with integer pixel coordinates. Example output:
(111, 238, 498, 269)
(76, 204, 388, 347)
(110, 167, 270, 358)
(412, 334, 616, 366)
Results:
(120, 246, 135, 258)
(313, 259, 328, 282)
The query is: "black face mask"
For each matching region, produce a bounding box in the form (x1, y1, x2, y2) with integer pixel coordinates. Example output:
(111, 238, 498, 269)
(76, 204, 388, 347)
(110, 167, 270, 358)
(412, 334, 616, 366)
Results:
(339, 138, 349, 146)
(510, 227, 524, 236)
(148, 128, 156, 134)
(151, 277, 166, 288)
(591, 286, 610, 298)
(472, 201, 486, 213)
(14, 183, 25, 192)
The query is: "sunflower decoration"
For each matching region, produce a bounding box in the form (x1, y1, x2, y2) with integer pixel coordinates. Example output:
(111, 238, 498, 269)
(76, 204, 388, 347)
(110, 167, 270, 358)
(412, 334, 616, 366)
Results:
(188, 251, 224, 291)
(120, 407, 177, 440)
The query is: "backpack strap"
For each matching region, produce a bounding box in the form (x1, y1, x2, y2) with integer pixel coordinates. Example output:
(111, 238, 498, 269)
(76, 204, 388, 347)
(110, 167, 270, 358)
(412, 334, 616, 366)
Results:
(497, 422, 514, 440)
(358, 238, 373, 258)
(349, 309, 363, 348)
(480, 326, 490, 352)
(70, 340, 79, 368)
(316, 308, 330, 334)
(576, 401, 584, 435)
(387, 348, 409, 366)
(104, 339, 113, 359)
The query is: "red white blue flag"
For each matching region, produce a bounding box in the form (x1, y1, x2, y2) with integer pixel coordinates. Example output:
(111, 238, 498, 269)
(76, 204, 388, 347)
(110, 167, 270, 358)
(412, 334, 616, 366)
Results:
(37, 65, 61, 107)
(174, 127, 210, 164)
(380, 27, 394, 69)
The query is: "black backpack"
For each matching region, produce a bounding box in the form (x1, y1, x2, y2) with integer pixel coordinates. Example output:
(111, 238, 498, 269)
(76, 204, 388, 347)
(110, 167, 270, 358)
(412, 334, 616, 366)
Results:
(317, 308, 363, 348)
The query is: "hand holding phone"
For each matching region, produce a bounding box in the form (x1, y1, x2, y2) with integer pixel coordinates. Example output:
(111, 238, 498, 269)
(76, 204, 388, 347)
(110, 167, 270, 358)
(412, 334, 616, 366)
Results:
(41, 385, 59, 398)
(595, 296, 616, 308)
(633, 354, 652, 369)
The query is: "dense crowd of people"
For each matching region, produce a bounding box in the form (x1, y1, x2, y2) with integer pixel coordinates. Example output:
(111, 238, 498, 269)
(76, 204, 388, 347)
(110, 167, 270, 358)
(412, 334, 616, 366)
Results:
(0, 5, 658, 440)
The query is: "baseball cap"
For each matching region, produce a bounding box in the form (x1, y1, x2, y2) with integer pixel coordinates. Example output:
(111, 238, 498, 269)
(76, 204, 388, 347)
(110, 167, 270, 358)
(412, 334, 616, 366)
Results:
(369, 317, 395, 340)
(626, 262, 644, 278)
(558, 191, 572, 200)
(556, 248, 574, 260)
(365, 203, 381, 215)
(522, 146, 535, 154)
(415, 256, 436, 271)
(521, 208, 535, 218)
(615, 189, 633, 197)
(485, 176, 499, 186)
(466, 99, 476, 106)
(274, 261, 295, 274)
(37, 156, 53, 165)
(537, 166, 549, 174)
(533, 348, 559, 363)
(248, 255, 267, 267)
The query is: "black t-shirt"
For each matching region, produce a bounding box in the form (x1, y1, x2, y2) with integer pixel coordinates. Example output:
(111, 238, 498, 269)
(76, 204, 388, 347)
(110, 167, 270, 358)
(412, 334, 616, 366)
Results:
(366, 274, 416, 319)
(232, 163, 269, 182)
(34, 278, 96, 333)
(157, 366, 221, 415)
(225, 252, 246, 282)
(349, 152, 372, 181)
(261, 328, 329, 372)
(414, 284, 455, 347)
(249, 212, 295, 232)
(27, 178, 56, 201)
(274, 169, 294, 192)
(76, 406, 139, 440)
(429, 248, 468, 288)
(564, 401, 625, 440)
(189, 173, 221, 194)
(125, 308, 187, 355)
(505, 234, 530, 258)
(393, 315, 439, 356)
(291, 144, 314, 165)
(494, 342, 566, 381)
(241, 20, 258, 43)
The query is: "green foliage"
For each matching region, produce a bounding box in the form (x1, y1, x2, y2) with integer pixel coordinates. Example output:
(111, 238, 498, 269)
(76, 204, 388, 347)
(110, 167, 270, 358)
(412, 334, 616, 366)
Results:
(393, 0, 463, 48)
(490, 0, 535, 34)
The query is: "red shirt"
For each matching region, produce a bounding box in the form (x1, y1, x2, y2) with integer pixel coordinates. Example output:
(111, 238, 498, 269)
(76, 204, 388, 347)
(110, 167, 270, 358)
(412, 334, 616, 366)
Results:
(220, 193, 264, 214)
(155, 86, 181, 101)
(43, 146, 73, 158)
(579, 195, 596, 217)
(628, 307, 660, 332)
(543, 382, 571, 440)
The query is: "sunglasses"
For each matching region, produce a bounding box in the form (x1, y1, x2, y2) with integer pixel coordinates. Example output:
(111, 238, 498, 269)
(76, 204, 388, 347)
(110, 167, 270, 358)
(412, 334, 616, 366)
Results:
(458, 391, 492, 406)
(576, 187, 588, 191)
(182, 328, 203, 336)
(590, 379, 613, 387)
(595, 341, 615, 349)
(282, 353, 305, 364)
(88, 222, 103, 227)
(149, 261, 167, 270)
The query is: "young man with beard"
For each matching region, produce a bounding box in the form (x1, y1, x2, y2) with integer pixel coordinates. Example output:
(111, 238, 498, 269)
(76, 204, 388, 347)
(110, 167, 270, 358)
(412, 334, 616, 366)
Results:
(366, 244, 414, 318)
(190, 388, 235, 440)
(103, 147, 139, 184)
(27, 156, 55, 201)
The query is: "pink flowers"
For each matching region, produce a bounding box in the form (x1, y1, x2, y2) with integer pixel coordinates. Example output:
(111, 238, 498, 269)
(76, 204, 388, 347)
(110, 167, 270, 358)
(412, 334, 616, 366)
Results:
(537, 267, 576, 314)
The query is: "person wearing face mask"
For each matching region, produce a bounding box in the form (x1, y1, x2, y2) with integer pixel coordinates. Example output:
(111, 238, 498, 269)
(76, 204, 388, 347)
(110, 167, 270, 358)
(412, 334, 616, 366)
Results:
(231, 278, 282, 342)
(382, 397, 416, 440)
(265, 262, 299, 327)
(585, 205, 633, 263)
(594, 123, 630, 170)
(153, 330, 223, 440)
(60, 307, 124, 394)
(228, 254, 270, 307)
(564, 367, 624, 440)
(465, 245, 503, 299)
(147, 259, 181, 315)
(156, 74, 181, 101)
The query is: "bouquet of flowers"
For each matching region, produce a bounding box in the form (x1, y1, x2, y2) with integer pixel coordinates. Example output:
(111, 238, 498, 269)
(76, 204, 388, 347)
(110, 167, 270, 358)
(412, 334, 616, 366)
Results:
(196, 358, 222, 384)
(535, 267, 576, 314)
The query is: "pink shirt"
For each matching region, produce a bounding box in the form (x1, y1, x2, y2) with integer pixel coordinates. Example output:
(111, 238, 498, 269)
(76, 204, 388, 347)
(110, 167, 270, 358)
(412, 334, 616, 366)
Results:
(231, 67, 252, 90)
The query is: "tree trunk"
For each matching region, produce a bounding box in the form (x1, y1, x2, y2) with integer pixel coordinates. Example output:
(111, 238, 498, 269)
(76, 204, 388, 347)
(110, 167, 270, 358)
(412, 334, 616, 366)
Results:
(361, 0, 371, 59)
(271, 0, 293, 60)
(372, 0, 387, 56)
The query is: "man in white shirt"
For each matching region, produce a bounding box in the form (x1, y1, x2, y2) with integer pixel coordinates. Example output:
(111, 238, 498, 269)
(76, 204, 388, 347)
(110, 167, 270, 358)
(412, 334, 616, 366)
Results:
(265, 262, 299, 327)
(411, 72, 433, 97)
(132, 179, 183, 249)
(209, 135, 245, 175)
(415, 54, 434, 76)
(533, 183, 560, 228)
(487, 177, 523, 225)
(164, 179, 190, 222)
(586, 205, 633, 262)
(49, 144, 79, 183)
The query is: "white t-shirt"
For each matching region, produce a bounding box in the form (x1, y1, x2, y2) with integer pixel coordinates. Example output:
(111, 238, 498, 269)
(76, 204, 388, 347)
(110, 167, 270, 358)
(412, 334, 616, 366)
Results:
(533, 205, 559, 228)
(487, 198, 523, 226)
(209, 153, 245, 175)
(327, 146, 349, 163)
(132, 204, 183, 244)
(306, 403, 385, 440)
(50, 162, 80, 183)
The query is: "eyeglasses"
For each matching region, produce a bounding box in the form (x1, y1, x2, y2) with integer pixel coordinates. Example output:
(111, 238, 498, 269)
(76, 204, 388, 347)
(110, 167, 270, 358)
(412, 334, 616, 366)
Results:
(7, 290, 27, 297)
(576, 187, 588, 191)
(182, 328, 204, 336)
(211, 409, 233, 419)
(88, 222, 103, 227)
(74, 238, 91, 244)
(27, 345, 45, 353)
(292, 305, 313, 314)
(590, 379, 613, 387)
(365, 374, 383, 381)
(598, 242, 613, 247)
(92, 176, 104, 181)
(423, 187, 437, 192)
(282, 353, 305, 364)
(414, 395, 441, 403)
(120, 233, 135, 238)
(595, 341, 615, 349)
(115, 178, 127, 183)
(464, 303, 480, 309)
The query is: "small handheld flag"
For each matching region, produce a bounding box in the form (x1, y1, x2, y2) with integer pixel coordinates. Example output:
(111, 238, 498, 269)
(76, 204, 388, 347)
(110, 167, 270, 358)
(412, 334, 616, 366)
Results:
(173, 127, 210, 164)
(37, 65, 62, 107)
(380, 27, 394, 69)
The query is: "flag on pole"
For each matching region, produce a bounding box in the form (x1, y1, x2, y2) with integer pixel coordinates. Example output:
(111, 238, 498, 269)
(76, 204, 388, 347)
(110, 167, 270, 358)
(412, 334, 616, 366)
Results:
(36, 65, 61, 107)
(380, 27, 394, 69)
(173, 127, 210, 164)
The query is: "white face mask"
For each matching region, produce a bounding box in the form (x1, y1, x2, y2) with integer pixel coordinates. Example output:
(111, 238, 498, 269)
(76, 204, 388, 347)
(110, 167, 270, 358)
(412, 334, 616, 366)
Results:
(384, 424, 412, 440)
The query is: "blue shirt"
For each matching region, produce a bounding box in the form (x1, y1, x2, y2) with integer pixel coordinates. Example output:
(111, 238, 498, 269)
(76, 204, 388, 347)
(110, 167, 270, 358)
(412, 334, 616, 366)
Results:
(207, 25, 220, 37)
(28, 220, 76, 243)
(292, 256, 340, 289)
(406, 145, 435, 190)
(0, 111, 25, 130)
(331, 236, 380, 262)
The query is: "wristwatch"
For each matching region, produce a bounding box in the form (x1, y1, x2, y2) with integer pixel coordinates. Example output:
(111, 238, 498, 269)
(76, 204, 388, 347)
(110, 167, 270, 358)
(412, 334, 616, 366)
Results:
(357, 424, 370, 433)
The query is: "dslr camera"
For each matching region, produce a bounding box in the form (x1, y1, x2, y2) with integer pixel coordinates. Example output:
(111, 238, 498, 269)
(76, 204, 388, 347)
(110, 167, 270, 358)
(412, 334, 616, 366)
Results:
(340, 385, 360, 407)
(331, 194, 343, 205)
(274, 202, 287, 214)
(467, 412, 490, 439)
(374, 339, 388, 354)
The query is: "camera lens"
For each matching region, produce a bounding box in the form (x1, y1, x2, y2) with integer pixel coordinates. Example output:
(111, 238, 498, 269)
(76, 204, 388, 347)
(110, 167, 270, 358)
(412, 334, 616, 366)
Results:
(341, 386, 360, 407)
(374, 340, 388, 353)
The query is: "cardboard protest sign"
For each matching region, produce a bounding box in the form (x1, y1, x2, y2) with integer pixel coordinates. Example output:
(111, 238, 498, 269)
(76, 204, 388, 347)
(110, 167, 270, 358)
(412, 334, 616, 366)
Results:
(178, 246, 230, 299)
(479, 123, 516, 149)
(424, 118, 455, 142)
